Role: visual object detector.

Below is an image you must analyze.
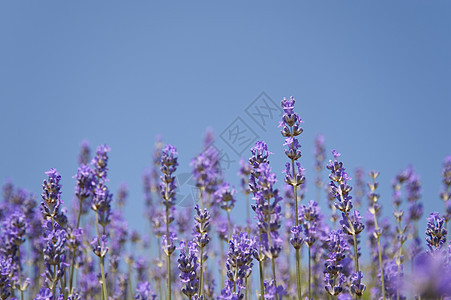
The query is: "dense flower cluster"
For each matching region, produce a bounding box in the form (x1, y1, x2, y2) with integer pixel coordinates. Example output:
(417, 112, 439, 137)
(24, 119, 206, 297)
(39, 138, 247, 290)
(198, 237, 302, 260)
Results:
(0, 96, 450, 300)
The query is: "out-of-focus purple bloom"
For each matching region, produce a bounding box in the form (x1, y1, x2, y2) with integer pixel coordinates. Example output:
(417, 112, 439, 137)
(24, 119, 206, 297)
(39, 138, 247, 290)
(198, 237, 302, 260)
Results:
(91, 144, 111, 183)
(425, 212, 447, 253)
(215, 182, 236, 213)
(134, 281, 157, 300)
(135, 256, 148, 282)
(407, 251, 451, 298)
(116, 183, 128, 210)
(299, 200, 321, 247)
(353, 168, 365, 209)
(238, 158, 252, 196)
(73, 164, 93, 217)
(263, 280, 287, 300)
(34, 288, 53, 300)
(1, 209, 27, 260)
(0, 255, 12, 300)
(90, 235, 108, 258)
(191, 132, 222, 200)
(219, 280, 245, 300)
(314, 134, 326, 189)
(440, 156, 451, 204)
(381, 260, 403, 299)
(78, 140, 91, 165)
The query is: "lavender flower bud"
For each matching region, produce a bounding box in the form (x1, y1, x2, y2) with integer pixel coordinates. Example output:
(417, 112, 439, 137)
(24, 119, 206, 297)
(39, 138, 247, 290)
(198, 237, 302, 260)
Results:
(425, 212, 447, 253)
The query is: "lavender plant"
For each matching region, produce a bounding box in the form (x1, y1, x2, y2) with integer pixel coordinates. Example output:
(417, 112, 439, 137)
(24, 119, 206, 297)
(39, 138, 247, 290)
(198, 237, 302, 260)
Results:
(160, 144, 179, 300)
(280, 96, 305, 300)
(327, 150, 366, 298)
(2, 98, 451, 300)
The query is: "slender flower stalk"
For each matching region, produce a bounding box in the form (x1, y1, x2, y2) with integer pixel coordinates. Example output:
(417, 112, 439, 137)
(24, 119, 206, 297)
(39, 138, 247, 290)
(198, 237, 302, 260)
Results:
(391, 171, 408, 300)
(248, 141, 271, 299)
(160, 144, 179, 300)
(90, 145, 112, 300)
(367, 171, 385, 300)
(193, 205, 210, 298)
(440, 156, 451, 239)
(238, 158, 252, 235)
(219, 232, 254, 299)
(249, 142, 282, 298)
(327, 150, 366, 298)
(178, 241, 199, 299)
(214, 182, 236, 240)
(299, 200, 320, 299)
(280, 96, 304, 300)
(314, 134, 326, 204)
(40, 169, 69, 299)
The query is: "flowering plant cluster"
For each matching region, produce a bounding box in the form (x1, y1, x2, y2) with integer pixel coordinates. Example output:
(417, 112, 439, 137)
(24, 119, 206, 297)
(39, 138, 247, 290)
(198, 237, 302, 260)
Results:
(1, 97, 450, 300)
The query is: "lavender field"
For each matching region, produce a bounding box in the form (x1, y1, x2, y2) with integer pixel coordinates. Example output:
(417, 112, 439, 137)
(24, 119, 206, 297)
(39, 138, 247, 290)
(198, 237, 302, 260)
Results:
(0, 96, 450, 300)
(1, 2, 450, 300)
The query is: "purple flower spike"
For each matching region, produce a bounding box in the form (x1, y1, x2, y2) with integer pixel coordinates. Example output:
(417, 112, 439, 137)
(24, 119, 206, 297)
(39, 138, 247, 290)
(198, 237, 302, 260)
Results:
(324, 230, 348, 296)
(425, 212, 447, 253)
(34, 288, 53, 300)
(249, 141, 272, 169)
(215, 182, 236, 213)
(134, 281, 157, 300)
(178, 241, 199, 298)
(350, 271, 366, 296)
(327, 151, 353, 213)
(41, 169, 67, 228)
(0, 255, 12, 300)
(224, 231, 255, 293)
(160, 144, 178, 208)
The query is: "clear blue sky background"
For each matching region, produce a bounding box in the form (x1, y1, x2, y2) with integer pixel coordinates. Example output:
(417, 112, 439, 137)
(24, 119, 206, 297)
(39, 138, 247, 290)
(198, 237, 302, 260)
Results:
(0, 1, 450, 239)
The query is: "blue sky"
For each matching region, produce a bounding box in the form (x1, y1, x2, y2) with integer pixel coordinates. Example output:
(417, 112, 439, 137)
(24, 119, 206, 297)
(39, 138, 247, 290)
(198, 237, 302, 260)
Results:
(0, 1, 450, 236)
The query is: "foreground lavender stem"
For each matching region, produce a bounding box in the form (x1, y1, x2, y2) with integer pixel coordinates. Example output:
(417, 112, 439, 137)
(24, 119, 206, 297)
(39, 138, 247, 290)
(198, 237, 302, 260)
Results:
(91, 145, 112, 299)
(368, 171, 385, 300)
(327, 150, 366, 298)
(280, 96, 304, 300)
(193, 205, 210, 298)
(160, 144, 178, 300)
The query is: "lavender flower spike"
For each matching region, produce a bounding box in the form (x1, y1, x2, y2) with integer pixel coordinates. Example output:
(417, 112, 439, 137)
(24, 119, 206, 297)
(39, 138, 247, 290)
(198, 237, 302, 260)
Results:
(327, 150, 366, 297)
(425, 212, 447, 254)
(160, 144, 179, 300)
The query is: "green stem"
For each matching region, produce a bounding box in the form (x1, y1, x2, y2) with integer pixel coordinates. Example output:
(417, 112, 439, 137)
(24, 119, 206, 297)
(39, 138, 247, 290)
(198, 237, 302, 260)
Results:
(308, 246, 311, 300)
(100, 256, 108, 300)
(17, 250, 24, 300)
(296, 248, 302, 299)
(199, 246, 204, 298)
(227, 211, 232, 240)
(220, 240, 225, 290)
(165, 180, 172, 300)
(259, 259, 265, 300)
(373, 213, 386, 300)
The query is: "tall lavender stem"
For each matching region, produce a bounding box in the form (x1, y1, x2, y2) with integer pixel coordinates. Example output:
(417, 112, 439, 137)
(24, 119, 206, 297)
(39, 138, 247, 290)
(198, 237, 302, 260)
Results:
(159, 144, 178, 300)
(280, 96, 304, 299)
(368, 171, 385, 300)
